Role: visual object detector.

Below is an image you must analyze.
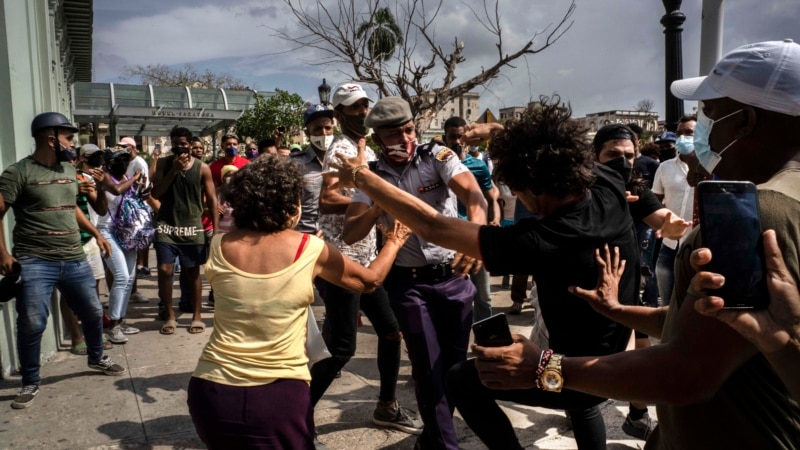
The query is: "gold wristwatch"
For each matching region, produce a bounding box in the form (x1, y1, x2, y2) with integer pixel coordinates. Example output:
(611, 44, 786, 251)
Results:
(539, 353, 564, 392)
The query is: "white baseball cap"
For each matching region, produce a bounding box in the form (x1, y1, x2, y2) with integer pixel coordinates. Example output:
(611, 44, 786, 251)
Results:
(332, 83, 373, 108)
(671, 39, 800, 116)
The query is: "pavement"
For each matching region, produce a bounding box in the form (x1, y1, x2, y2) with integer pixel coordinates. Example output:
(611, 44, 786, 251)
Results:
(0, 269, 652, 449)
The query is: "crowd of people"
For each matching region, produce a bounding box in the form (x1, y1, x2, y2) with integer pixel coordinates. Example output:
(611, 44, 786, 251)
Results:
(1, 39, 799, 449)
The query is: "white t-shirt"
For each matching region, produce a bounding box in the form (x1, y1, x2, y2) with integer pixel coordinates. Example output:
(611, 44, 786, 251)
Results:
(652, 156, 694, 249)
(127, 155, 150, 188)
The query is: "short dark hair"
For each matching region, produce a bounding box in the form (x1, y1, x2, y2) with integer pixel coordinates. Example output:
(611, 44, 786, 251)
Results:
(170, 127, 193, 141)
(190, 137, 203, 144)
(625, 122, 643, 137)
(489, 95, 594, 197)
(258, 138, 277, 152)
(679, 114, 697, 123)
(640, 142, 661, 160)
(443, 116, 467, 131)
(593, 124, 637, 157)
(222, 134, 239, 143)
(222, 155, 303, 233)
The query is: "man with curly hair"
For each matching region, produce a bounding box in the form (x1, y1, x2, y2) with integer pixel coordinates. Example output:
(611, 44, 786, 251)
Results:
(330, 96, 639, 449)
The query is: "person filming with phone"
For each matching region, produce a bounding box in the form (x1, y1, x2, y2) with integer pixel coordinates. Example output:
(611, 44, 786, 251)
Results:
(478, 40, 800, 449)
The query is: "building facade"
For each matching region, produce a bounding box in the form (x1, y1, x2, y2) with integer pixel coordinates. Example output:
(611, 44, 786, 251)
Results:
(420, 92, 480, 142)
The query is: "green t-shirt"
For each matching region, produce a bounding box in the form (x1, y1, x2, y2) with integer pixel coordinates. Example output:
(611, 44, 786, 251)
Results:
(0, 156, 84, 261)
(648, 167, 800, 450)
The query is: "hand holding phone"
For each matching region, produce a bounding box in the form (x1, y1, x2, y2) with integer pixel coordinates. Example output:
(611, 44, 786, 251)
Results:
(698, 181, 768, 309)
(473, 313, 513, 347)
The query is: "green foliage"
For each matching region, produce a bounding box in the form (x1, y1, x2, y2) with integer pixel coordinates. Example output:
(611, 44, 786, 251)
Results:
(356, 7, 403, 61)
(235, 89, 305, 145)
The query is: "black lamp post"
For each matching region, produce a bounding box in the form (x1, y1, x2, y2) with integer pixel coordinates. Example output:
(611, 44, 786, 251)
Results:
(661, 0, 686, 131)
(318, 78, 331, 106)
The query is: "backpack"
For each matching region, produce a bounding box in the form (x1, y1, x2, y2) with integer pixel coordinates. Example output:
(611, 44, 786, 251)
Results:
(112, 189, 155, 251)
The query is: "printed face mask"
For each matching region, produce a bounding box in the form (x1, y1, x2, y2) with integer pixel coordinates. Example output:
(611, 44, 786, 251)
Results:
(384, 140, 416, 161)
(310, 134, 334, 152)
(694, 108, 741, 174)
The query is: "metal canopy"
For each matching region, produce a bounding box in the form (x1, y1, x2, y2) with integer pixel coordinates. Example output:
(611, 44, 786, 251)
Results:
(71, 82, 268, 137)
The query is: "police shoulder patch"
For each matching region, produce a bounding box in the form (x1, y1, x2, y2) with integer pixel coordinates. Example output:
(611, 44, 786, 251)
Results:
(435, 148, 456, 162)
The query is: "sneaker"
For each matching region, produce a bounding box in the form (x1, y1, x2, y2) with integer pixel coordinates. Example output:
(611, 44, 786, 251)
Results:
(136, 266, 151, 279)
(105, 325, 128, 344)
(622, 411, 657, 440)
(88, 355, 127, 376)
(11, 385, 39, 409)
(509, 301, 524, 315)
(373, 401, 424, 435)
(130, 292, 149, 303)
(120, 321, 140, 335)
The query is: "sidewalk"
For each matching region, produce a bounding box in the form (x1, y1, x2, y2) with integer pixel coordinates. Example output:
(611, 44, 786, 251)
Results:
(0, 272, 651, 449)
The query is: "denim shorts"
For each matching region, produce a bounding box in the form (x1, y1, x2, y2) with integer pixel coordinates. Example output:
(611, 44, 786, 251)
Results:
(154, 242, 207, 268)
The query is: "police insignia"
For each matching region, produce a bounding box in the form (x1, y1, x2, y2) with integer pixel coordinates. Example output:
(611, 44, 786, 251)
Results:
(435, 148, 456, 162)
(417, 182, 443, 193)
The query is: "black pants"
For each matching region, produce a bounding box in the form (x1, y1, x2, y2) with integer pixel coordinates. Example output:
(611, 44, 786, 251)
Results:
(446, 359, 608, 450)
(310, 281, 400, 406)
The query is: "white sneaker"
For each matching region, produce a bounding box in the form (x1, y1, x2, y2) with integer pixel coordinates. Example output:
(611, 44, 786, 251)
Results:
(106, 325, 128, 344)
(120, 322, 140, 335)
(130, 292, 149, 303)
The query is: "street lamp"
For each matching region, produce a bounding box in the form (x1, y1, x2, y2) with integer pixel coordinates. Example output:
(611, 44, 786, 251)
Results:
(318, 78, 331, 106)
(661, 0, 686, 131)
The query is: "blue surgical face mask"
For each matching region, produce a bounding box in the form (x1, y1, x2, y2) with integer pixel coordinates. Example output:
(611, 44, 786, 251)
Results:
(694, 109, 741, 173)
(675, 135, 695, 155)
(224, 146, 238, 157)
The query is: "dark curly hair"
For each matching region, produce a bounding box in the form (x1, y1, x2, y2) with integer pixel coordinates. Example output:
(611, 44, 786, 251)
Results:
(488, 95, 594, 197)
(222, 155, 303, 233)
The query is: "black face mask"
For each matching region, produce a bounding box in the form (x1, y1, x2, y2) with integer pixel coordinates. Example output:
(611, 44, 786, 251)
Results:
(604, 156, 633, 183)
(109, 161, 128, 178)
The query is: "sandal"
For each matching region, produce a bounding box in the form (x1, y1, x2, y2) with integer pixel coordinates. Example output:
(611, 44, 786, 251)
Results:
(188, 320, 205, 334)
(70, 337, 113, 355)
(160, 319, 177, 335)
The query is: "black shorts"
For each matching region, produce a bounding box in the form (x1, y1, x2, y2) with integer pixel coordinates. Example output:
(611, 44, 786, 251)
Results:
(154, 242, 208, 268)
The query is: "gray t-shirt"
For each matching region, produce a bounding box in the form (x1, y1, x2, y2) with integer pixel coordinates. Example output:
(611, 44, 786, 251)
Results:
(352, 142, 467, 267)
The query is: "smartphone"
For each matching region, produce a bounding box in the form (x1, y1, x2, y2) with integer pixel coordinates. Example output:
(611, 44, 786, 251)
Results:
(472, 313, 513, 347)
(697, 181, 768, 309)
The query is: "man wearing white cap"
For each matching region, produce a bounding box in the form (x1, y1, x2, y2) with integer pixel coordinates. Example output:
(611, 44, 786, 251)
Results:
(456, 40, 800, 449)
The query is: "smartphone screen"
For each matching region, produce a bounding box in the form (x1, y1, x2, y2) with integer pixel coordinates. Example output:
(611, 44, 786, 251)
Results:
(472, 313, 513, 347)
(698, 181, 768, 309)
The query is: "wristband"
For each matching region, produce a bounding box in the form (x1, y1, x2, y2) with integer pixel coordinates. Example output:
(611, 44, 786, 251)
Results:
(352, 164, 369, 187)
(535, 349, 554, 388)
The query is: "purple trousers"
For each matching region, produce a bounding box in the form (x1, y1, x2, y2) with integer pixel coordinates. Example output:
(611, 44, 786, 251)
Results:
(188, 377, 314, 449)
(384, 272, 475, 449)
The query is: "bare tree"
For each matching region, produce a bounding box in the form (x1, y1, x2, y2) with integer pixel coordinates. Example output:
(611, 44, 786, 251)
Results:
(635, 98, 655, 112)
(121, 63, 250, 90)
(275, 0, 575, 130)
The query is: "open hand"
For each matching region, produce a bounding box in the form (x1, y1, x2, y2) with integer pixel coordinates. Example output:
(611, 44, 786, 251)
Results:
(329, 141, 368, 190)
(655, 210, 691, 240)
(568, 244, 626, 315)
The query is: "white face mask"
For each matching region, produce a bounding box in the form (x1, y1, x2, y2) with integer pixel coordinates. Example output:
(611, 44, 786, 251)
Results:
(310, 135, 334, 152)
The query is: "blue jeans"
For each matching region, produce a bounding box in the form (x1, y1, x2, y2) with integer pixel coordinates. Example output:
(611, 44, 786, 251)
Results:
(100, 229, 137, 321)
(16, 256, 104, 386)
(471, 266, 492, 322)
(656, 246, 678, 306)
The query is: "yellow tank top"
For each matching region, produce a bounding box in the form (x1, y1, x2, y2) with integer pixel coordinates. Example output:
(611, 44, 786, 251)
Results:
(193, 233, 324, 386)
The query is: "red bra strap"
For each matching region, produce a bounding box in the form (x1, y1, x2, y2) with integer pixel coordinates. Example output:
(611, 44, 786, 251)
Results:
(294, 233, 310, 262)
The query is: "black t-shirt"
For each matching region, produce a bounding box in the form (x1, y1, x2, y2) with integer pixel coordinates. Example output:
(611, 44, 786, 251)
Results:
(634, 155, 660, 187)
(629, 187, 663, 223)
(479, 164, 638, 357)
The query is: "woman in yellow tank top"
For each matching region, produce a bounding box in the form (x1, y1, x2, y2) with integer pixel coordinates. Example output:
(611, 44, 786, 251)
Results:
(187, 156, 410, 449)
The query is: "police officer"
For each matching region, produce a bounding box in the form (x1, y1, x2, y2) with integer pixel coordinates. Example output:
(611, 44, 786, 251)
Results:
(341, 97, 487, 449)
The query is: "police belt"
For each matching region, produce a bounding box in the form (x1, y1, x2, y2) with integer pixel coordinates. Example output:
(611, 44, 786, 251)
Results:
(391, 261, 456, 283)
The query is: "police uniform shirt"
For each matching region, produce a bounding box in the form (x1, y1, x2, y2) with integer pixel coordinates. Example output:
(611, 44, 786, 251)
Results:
(290, 146, 323, 234)
(352, 142, 468, 267)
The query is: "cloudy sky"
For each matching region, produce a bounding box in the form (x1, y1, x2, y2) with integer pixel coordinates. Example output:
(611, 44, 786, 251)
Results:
(93, 0, 799, 120)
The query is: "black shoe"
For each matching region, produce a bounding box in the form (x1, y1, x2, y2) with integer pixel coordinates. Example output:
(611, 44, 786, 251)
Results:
(207, 290, 215, 306)
(178, 301, 193, 313)
(11, 385, 39, 409)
